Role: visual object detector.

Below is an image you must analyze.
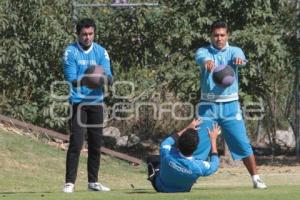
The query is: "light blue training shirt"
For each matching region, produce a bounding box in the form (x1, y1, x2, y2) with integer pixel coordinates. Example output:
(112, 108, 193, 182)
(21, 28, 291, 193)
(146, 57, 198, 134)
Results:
(155, 135, 219, 192)
(195, 43, 246, 102)
(63, 42, 112, 104)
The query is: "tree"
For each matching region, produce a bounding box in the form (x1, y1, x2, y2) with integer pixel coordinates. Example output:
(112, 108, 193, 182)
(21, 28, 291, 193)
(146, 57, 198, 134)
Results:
(0, 0, 298, 154)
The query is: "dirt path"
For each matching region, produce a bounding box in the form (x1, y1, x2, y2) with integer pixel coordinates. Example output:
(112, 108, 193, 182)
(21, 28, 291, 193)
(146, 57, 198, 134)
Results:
(195, 157, 300, 188)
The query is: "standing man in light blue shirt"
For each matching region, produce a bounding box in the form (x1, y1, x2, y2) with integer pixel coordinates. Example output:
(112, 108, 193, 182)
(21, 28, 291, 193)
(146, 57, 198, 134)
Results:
(147, 119, 220, 192)
(62, 18, 112, 193)
(194, 20, 266, 189)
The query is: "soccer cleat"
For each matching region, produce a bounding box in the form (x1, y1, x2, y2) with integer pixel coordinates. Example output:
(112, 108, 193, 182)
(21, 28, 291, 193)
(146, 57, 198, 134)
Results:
(88, 182, 111, 191)
(63, 183, 74, 193)
(253, 178, 267, 189)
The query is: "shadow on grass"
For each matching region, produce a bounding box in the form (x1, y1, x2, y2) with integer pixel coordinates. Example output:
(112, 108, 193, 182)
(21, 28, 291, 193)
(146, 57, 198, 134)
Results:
(0, 191, 54, 198)
(0, 191, 53, 194)
(124, 188, 157, 194)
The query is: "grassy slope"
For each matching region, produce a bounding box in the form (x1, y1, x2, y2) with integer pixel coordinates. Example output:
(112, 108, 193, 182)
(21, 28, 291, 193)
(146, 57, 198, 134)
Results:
(0, 129, 148, 193)
(1, 129, 300, 200)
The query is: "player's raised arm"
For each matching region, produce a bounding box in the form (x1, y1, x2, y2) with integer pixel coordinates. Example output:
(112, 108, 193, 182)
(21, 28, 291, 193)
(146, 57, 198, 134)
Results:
(175, 118, 201, 137)
(195, 48, 215, 72)
(207, 124, 221, 154)
(201, 124, 221, 176)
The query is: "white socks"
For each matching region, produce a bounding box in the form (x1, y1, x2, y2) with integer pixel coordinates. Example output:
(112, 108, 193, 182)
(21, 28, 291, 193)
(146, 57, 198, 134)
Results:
(252, 174, 267, 189)
(252, 174, 261, 182)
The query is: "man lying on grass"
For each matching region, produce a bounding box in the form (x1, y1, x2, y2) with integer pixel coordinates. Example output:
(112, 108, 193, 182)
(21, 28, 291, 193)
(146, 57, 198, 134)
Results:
(147, 119, 220, 192)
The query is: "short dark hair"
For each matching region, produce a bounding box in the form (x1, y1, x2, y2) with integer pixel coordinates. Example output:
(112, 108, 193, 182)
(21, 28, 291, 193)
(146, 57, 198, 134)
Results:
(178, 129, 199, 156)
(76, 18, 96, 34)
(211, 20, 228, 33)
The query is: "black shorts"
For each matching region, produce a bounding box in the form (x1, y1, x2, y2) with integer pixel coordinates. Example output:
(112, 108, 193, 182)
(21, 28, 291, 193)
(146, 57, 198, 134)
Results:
(146, 155, 160, 192)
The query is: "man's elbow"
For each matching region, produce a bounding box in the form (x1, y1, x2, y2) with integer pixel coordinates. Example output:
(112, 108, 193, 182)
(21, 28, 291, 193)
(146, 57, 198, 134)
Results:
(204, 166, 219, 176)
(195, 57, 203, 65)
(107, 76, 113, 86)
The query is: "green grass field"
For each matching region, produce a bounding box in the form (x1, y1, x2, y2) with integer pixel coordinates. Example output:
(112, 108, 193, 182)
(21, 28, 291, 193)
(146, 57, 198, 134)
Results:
(1, 128, 300, 200)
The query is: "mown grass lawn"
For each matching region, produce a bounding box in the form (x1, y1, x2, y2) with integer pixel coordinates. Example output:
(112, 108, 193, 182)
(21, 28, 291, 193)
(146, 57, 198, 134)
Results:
(2, 185, 300, 200)
(1, 129, 300, 200)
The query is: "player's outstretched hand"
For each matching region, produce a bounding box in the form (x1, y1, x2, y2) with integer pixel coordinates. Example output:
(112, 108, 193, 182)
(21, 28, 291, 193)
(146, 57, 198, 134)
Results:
(176, 118, 202, 137)
(233, 57, 247, 66)
(187, 118, 202, 130)
(207, 124, 221, 140)
(205, 60, 215, 72)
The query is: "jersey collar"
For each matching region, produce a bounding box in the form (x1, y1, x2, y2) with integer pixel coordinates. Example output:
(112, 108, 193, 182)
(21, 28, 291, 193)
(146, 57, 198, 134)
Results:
(179, 152, 193, 160)
(77, 42, 94, 54)
(210, 42, 229, 53)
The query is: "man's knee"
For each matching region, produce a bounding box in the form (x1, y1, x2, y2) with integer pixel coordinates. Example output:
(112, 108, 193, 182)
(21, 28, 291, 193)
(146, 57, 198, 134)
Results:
(146, 155, 160, 180)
